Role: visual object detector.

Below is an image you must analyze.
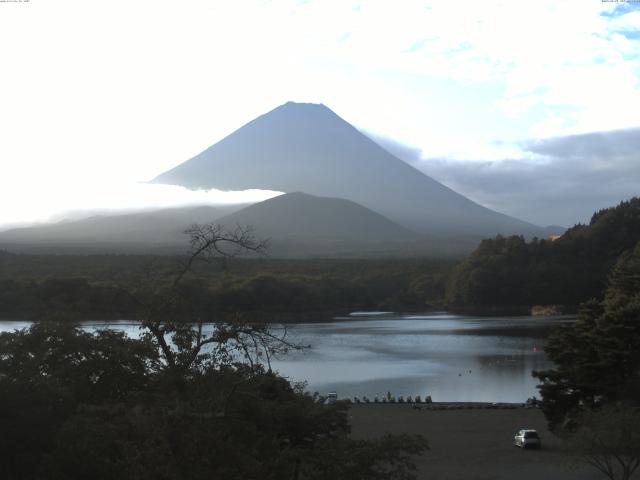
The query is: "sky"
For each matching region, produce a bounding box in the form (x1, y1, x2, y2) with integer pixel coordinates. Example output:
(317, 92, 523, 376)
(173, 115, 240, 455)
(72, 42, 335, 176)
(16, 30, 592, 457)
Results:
(0, 0, 638, 229)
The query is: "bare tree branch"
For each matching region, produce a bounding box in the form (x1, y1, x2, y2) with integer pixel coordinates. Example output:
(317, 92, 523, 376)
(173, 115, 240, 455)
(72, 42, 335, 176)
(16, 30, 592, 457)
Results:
(129, 223, 303, 377)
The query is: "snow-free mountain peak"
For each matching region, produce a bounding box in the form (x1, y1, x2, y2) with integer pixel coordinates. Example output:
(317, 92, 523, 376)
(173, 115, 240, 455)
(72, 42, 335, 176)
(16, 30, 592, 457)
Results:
(153, 102, 546, 238)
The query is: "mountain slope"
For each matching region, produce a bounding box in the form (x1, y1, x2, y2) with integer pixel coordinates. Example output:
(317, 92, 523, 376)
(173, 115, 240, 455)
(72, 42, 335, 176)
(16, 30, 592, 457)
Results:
(216, 192, 416, 240)
(152, 102, 545, 238)
(211, 192, 441, 257)
(0, 206, 239, 253)
(0, 194, 471, 258)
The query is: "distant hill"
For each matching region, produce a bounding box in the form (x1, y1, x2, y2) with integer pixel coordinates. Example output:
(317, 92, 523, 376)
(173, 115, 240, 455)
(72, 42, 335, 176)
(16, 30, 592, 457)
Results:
(446, 197, 640, 309)
(217, 192, 415, 240)
(212, 192, 436, 257)
(152, 102, 550, 239)
(0, 205, 241, 254)
(0, 194, 477, 258)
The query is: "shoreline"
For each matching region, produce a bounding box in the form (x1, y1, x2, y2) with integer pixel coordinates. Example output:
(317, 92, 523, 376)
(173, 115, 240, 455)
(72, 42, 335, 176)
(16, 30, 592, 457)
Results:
(0, 309, 578, 323)
(344, 401, 527, 409)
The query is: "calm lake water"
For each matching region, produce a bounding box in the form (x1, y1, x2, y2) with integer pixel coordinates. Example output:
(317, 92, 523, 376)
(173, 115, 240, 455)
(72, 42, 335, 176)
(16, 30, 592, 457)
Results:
(0, 312, 572, 403)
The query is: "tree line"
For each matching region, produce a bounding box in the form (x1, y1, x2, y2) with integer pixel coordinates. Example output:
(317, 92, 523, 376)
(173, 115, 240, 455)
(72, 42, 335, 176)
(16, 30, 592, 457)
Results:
(533, 241, 640, 480)
(446, 197, 640, 309)
(443, 197, 640, 479)
(0, 256, 452, 320)
(0, 226, 428, 480)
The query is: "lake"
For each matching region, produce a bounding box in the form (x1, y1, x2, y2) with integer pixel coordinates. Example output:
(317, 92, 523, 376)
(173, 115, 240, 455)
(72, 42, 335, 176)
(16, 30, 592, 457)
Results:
(269, 312, 571, 402)
(0, 312, 571, 403)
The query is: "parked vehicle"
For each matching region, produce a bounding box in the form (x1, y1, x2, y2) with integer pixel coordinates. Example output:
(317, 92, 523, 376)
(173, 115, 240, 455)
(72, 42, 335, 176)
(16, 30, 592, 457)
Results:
(514, 429, 541, 449)
(326, 391, 338, 404)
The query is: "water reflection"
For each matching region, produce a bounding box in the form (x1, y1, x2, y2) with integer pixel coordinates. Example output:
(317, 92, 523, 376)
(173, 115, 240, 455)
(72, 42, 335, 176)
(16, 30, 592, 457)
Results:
(269, 313, 571, 402)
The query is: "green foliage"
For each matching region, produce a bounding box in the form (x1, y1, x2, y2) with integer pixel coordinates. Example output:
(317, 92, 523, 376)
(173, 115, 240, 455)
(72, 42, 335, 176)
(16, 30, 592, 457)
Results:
(0, 258, 453, 319)
(564, 404, 640, 480)
(0, 322, 427, 480)
(0, 277, 138, 319)
(0, 226, 435, 478)
(446, 197, 640, 308)
(0, 322, 158, 479)
(533, 242, 640, 432)
(43, 369, 346, 480)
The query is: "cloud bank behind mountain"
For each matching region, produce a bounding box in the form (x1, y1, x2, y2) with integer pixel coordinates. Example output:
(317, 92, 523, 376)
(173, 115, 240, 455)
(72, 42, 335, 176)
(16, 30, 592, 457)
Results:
(370, 127, 640, 227)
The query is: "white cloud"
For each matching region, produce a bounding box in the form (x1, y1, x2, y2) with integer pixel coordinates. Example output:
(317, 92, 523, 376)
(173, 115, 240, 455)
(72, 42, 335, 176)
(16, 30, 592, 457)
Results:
(377, 127, 640, 227)
(0, 0, 638, 228)
(0, 180, 282, 230)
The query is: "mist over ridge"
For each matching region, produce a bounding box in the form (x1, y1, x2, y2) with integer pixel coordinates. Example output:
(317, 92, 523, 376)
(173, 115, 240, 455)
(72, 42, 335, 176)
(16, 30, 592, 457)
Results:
(0, 192, 479, 258)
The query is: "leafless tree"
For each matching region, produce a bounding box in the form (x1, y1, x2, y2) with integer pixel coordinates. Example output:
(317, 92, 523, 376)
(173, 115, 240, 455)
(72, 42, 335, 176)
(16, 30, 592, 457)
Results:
(129, 223, 303, 375)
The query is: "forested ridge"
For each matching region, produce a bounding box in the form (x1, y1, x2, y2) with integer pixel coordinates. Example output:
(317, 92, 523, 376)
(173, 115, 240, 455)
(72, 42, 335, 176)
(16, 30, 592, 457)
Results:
(0, 255, 452, 320)
(3, 198, 640, 318)
(445, 197, 640, 309)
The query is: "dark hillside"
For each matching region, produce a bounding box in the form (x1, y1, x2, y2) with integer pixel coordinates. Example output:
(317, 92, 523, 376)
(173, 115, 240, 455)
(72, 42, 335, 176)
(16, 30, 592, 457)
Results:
(446, 197, 640, 309)
(0, 206, 243, 254)
(216, 192, 416, 240)
(0, 255, 454, 319)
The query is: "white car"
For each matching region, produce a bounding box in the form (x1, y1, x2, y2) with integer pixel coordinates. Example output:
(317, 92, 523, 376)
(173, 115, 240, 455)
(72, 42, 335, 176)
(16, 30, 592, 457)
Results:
(514, 429, 541, 449)
(326, 391, 338, 404)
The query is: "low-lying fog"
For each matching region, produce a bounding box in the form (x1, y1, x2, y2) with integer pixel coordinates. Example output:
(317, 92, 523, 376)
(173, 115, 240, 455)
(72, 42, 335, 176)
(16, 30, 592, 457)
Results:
(0, 180, 282, 231)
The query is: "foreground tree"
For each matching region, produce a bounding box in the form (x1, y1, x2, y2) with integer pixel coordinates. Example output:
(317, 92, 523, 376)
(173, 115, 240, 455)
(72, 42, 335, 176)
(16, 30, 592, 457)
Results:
(0, 321, 158, 480)
(0, 223, 428, 480)
(534, 241, 640, 431)
(127, 224, 295, 376)
(565, 404, 640, 480)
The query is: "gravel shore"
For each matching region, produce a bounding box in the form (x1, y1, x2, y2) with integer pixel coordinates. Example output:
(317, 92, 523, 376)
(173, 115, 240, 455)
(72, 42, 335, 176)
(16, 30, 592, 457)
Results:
(349, 404, 602, 480)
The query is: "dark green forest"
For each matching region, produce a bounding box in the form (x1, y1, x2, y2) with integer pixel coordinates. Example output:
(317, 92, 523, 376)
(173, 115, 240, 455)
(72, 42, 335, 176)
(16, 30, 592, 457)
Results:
(0, 254, 452, 320)
(527, 240, 640, 480)
(3, 198, 640, 320)
(533, 241, 640, 432)
(1, 198, 640, 479)
(446, 197, 640, 310)
(0, 322, 427, 480)
(0, 226, 428, 480)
